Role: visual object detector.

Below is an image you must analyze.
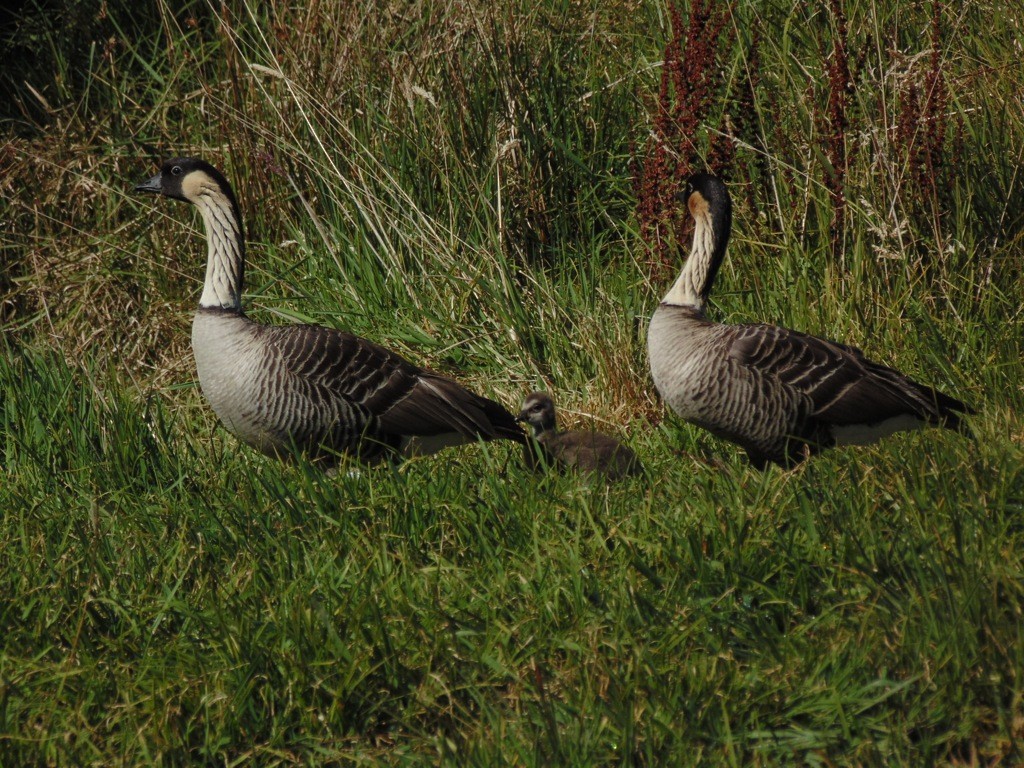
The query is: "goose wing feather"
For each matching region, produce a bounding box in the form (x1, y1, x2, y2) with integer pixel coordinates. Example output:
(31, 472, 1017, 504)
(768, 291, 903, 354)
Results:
(726, 323, 957, 425)
(259, 322, 520, 440)
(376, 374, 522, 440)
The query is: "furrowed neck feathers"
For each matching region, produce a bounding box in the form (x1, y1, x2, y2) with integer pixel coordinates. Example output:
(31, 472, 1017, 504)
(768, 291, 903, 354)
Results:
(662, 182, 731, 312)
(189, 175, 245, 311)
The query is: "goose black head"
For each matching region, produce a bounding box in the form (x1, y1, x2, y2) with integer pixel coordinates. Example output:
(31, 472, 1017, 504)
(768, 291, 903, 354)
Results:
(135, 157, 236, 206)
(517, 391, 558, 434)
(677, 173, 732, 229)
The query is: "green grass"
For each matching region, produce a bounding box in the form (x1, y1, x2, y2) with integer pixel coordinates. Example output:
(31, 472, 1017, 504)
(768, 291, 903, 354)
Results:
(2, 0, 1024, 764)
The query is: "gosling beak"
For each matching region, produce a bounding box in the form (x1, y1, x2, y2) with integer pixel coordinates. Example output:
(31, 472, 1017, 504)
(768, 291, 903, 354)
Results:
(134, 172, 163, 194)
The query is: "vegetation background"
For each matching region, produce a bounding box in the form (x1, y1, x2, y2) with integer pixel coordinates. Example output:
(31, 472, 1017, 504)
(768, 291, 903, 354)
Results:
(2, 0, 1023, 764)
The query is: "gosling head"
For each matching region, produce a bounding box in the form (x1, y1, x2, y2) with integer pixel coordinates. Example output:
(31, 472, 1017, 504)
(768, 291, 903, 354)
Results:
(517, 391, 558, 435)
(135, 157, 238, 210)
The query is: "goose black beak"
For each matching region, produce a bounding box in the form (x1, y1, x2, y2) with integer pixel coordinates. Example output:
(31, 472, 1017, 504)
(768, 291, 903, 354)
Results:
(135, 172, 163, 194)
(515, 412, 528, 423)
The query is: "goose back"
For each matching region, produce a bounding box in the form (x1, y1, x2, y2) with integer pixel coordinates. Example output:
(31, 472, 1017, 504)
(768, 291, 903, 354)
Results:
(192, 308, 523, 464)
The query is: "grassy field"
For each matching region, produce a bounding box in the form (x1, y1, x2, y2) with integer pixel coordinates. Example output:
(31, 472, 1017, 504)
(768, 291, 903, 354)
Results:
(2, 0, 1023, 764)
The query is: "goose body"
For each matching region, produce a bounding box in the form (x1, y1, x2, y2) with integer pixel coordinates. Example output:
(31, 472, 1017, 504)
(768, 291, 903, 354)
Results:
(136, 157, 524, 465)
(647, 173, 971, 469)
(517, 392, 643, 481)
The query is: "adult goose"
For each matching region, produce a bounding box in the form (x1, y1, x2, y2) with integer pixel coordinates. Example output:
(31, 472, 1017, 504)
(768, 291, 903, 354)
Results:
(517, 392, 643, 481)
(135, 157, 524, 466)
(647, 173, 972, 469)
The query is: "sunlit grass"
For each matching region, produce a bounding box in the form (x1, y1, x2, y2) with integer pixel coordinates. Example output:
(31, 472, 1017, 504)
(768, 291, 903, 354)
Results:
(2, 0, 1023, 764)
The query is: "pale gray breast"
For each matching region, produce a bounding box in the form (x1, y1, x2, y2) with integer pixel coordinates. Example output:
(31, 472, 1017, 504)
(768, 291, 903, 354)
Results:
(191, 311, 348, 456)
(648, 306, 730, 422)
(191, 310, 382, 459)
(191, 311, 288, 454)
(648, 306, 805, 452)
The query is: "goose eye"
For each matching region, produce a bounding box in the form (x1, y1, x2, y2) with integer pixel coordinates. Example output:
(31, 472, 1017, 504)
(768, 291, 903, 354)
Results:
(171, 165, 183, 176)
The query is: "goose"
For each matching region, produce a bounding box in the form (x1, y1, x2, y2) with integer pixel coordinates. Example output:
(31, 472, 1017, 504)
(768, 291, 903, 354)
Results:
(517, 392, 643, 480)
(135, 157, 525, 466)
(647, 173, 972, 469)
